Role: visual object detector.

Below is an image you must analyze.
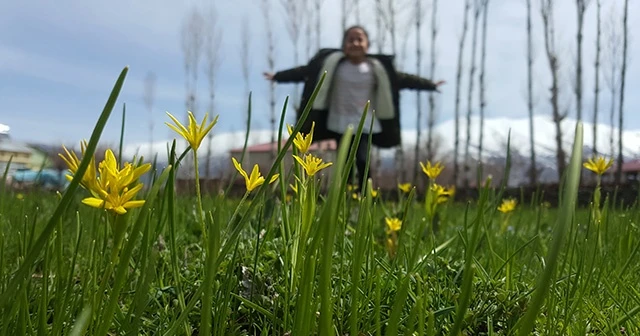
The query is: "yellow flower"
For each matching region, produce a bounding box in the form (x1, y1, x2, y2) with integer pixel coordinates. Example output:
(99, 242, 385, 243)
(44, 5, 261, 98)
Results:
(370, 189, 379, 198)
(165, 111, 219, 151)
(385, 217, 402, 233)
(61, 147, 151, 215)
(352, 192, 361, 201)
(292, 153, 333, 176)
(58, 141, 99, 192)
(583, 156, 613, 175)
(287, 121, 315, 154)
(82, 183, 146, 215)
(398, 183, 412, 193)
(16, 193, 24, 200)
(347, 184, 359, 192)
(420, 160, 444, 180)
(232, 157, 279, 192)
(498, 198, 517, 213)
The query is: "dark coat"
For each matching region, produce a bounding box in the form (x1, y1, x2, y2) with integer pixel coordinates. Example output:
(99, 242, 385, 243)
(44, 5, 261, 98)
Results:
(273, 48, 439, 148)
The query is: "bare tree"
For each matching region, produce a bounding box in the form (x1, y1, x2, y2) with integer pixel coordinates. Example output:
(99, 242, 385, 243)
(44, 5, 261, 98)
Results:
(540, 0, 567, 180)
(314, 0, 324, 51)
(426, 0, 439, 163)
(463, 0, 482, 189)
(592, 0, 601, 156)
(384, 0, 412, 181)
(453, 0, 471, 187)
(616, 0, 629, 184)
(373, 0, 385, 182)
(143, 71, 156, 162)
(477, 0, 489, 185)
(262, 0, 277, 159)
(575, 0, 591, 122)
(203, 6, 223, 179)
(375, 0, 386, 53)
(525, 0, 538, 186)
(341, 0, 355, 33)
(240, 16, 251, 103)
(281, 0, 304, 139)
(180, 7, 205, 180)
(303, 0, 313, 60)
(603, 3, 621, 160)
(180, 7, 205, 118)
(412, 0, 424, 183)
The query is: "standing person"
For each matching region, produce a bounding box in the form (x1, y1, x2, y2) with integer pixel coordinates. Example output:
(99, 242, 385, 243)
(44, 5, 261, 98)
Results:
(264, 25, 445, 189)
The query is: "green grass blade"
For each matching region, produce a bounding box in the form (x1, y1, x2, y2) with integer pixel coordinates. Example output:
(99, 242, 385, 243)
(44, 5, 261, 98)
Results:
(517, 121, 583, 335)
(118, 102, 126, 165)
(68, 306, 92, 336)
(0, 66, 128, 309)
(318, 127, 354, 336)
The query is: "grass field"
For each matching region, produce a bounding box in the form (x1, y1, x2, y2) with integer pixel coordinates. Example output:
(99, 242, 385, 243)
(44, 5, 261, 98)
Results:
(1, 67, 639, 335)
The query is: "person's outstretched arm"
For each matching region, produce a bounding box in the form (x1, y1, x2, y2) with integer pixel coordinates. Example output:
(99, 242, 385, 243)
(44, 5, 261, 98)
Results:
(264, 65, 309, 83)
(397, 72, 445, 92)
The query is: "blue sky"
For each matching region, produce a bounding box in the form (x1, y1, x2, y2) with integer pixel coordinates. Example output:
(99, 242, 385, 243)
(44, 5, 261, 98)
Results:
(0, 0, 638, 154)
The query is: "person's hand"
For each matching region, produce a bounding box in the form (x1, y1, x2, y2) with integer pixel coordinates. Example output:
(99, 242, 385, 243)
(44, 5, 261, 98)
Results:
(263, 72, 275, 81)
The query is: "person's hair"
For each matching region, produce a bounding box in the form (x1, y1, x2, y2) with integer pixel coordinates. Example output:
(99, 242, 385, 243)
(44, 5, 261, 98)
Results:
(341, 25, 370, 49)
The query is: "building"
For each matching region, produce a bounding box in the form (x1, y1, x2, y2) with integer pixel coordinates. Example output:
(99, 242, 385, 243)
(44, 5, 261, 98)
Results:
(0, 131, 33, 177)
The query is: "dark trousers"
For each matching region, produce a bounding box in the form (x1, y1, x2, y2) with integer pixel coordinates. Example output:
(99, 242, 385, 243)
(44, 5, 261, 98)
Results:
(334, 132, 371, 190)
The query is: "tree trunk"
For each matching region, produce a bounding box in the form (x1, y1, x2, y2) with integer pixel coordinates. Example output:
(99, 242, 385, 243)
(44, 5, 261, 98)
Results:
(314, 0, 323, 52)
(575, 0, 588, 122)
(526, 0, 537, 186)
(478, 0, 489, 186)
(262, 0, 277, 160)
(463, 0, 481, 189)
(540, 0, 567, 181)
(616, 0, 629, 184)
(592, 0, 601, 157)
(426, 0, 438, 164)
(453, 0, 471, 187)
(413, 0, 423, 183)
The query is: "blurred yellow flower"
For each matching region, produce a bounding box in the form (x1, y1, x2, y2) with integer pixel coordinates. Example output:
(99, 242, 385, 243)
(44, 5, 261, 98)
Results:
(165, 111, 219, 151)
(398, 183, 412, 193)
(370, 189, 379, 198)
(286, 121, 315, 154)
(498, 198, 517, 213)
(431, 183, 454, 204)
(347, 184, 359, 192)
(385, 217, 402, 233)
(583, 156, 613, 175)
(16, 193, 24, 200)
(420, 160, 444, 180)
(293, 153, 332, 176)
(232, 157, 279, 192)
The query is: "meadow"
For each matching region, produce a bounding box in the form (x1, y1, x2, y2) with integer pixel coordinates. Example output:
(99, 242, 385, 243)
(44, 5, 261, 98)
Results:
(1, 67, 639, 335)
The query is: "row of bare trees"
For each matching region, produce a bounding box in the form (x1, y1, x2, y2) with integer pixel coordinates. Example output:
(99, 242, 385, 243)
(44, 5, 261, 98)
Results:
(161, 0, 630, 188)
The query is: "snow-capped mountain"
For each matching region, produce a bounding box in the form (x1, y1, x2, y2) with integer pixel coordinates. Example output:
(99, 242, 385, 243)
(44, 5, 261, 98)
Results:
(125, 115, 639, 161)
(122, 115, 640, 184)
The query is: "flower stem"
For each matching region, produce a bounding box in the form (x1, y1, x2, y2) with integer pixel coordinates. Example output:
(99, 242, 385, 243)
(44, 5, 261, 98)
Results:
(193, 151, 207, 242)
